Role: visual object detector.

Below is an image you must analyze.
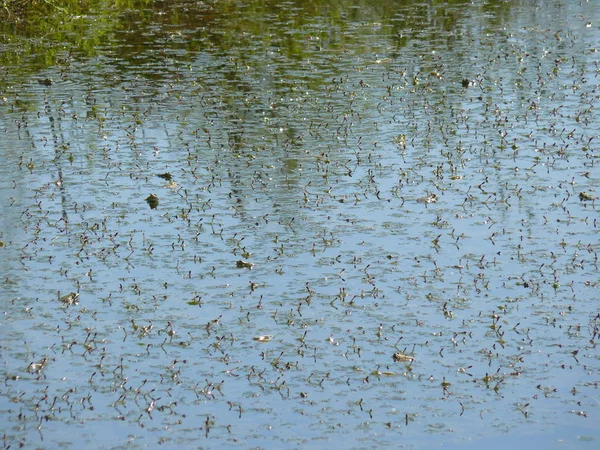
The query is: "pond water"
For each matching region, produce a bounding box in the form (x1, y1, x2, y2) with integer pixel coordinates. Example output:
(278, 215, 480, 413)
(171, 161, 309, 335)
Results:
(1, 0, 599, 448)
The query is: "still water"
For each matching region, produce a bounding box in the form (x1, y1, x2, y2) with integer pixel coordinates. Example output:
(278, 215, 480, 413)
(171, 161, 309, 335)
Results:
(1, 0, 599, 448)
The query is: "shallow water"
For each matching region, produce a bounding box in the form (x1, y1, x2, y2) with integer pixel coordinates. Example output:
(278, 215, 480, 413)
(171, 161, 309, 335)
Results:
(1, 0, 599, 448)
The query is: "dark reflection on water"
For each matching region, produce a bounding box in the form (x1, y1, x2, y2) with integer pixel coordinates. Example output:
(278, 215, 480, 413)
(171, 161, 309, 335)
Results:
(1, 0, 599, 448)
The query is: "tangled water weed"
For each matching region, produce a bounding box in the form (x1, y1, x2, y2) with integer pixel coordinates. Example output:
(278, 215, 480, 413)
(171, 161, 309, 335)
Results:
(0, 0, 599, 448)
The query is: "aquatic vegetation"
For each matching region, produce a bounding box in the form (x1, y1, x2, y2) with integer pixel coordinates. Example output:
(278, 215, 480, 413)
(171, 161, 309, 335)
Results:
(0, 0, 599, 448)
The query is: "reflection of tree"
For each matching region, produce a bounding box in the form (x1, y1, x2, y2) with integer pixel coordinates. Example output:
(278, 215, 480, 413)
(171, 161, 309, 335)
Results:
(1, 0, 520, 236)
(47, 111, 72, 233)
(1, 0, 512, 80)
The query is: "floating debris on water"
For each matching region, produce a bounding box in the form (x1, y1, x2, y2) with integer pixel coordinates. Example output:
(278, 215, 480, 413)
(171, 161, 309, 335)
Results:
(2, 1, 600, 447)
(145, 194, 159, 209)
(27, 357, 48, 373)
(157, 172, 173, 181)
(393, 352, 415, 362)
(236, 260, 254, 269)
(579, 192, 595, 201)
(416, 194, 438, 204)
(59, 292, 79, 306)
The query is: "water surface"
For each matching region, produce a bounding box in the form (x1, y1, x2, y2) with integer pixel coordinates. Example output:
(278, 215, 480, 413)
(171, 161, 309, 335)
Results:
(1, 1, 599, 448)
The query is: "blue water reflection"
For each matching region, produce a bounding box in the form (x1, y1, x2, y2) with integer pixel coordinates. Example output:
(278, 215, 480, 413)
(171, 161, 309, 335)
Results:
(0, 0, 599, 448)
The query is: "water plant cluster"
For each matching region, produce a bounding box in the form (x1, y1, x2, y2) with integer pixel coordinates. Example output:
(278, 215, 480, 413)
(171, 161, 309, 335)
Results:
(0, 0, 598, 448)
